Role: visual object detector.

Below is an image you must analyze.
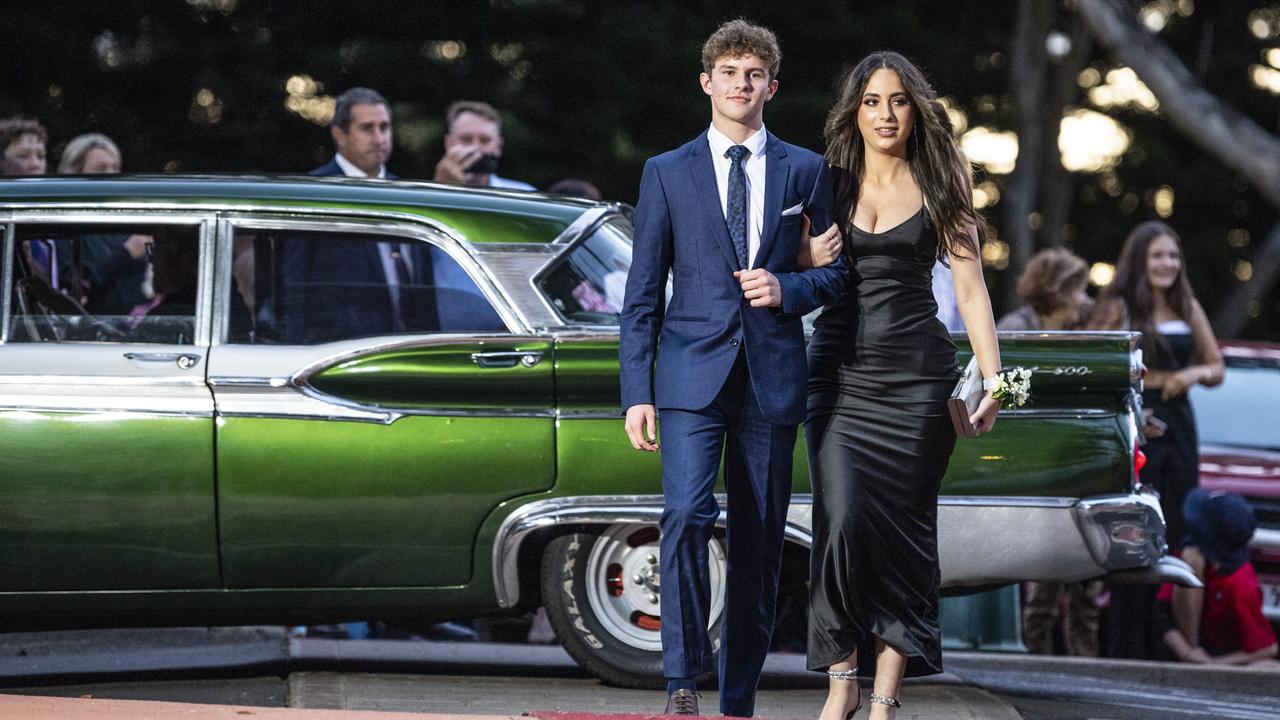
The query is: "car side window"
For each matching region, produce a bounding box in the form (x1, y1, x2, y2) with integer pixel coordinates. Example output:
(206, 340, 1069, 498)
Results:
(7, 223, 200, 344)
(536, 220, 634, 326)
(227, 227, 506, 345)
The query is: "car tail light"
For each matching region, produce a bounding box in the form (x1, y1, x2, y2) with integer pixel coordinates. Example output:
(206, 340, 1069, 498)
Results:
(1135, 448, 1147, 474)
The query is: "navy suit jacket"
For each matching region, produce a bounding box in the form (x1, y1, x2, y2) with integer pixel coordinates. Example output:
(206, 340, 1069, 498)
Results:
(619, 131, 848, 426)
(280, 158, 432, 342)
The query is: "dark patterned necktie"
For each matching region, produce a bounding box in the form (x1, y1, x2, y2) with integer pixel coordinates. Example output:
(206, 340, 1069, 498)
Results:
(726, 144, 750, 269)
(388, 244, 415, 331)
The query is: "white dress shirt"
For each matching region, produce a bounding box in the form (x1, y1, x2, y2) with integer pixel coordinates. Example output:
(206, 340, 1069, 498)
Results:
(707, 124, 768, 268)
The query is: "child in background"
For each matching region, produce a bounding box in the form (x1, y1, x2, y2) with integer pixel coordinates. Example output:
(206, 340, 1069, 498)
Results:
(1159, 489, 1278, 667)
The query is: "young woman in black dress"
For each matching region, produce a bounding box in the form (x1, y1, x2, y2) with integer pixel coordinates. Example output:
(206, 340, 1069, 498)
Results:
(1088, 221, 1224, 658)
(806, 52, 1002, 719)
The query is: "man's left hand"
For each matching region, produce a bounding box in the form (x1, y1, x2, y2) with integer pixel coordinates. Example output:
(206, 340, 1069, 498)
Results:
(734, 268, 782, 308)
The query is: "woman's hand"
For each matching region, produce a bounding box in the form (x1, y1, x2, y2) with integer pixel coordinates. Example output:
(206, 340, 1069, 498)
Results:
(969, 393, 1000, 435)
(1161, 367, 1201, 401)
(794, 215, 842, 269)
(808, 222, 842, 268)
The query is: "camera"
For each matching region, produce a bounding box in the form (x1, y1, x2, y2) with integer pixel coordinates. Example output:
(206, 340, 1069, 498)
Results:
(465, 153, 500, 176)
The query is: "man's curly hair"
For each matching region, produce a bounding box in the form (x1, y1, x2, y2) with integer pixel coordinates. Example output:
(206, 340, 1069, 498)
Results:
(701, 19, 781, 78)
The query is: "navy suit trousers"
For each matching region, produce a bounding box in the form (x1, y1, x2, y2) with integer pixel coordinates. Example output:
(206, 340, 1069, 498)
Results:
(657, 352, 794, 717)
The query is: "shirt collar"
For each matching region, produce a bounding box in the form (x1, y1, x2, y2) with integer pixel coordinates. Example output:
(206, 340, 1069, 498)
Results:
(707, 124, 768, 160)
(334, 152, 386, 179)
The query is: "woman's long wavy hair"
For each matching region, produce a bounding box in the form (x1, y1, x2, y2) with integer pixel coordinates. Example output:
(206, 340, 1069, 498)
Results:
(824, 51, 984, 261)
(1100, 220, 1195, 363)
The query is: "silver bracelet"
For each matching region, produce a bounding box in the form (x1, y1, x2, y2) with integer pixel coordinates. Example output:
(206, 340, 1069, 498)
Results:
(982, 376, 997, 391)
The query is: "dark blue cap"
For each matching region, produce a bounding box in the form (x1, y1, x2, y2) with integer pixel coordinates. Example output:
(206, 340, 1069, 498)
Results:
(1183, 489, 1257, 573)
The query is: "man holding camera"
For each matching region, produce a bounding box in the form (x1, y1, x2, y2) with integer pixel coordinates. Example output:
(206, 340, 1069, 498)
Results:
(433, 101, 534, 191)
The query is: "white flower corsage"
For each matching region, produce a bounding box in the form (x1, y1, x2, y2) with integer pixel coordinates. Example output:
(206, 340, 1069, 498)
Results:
(983, 367, 1032, 408)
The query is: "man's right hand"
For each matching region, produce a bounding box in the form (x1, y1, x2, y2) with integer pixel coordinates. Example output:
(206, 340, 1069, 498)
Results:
(624, 404, 659, 452)
(434, 145, 485, 185)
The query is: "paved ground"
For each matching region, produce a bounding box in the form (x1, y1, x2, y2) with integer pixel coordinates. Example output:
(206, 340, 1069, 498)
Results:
(3, 629, 1280, 719)
(0, 694, 519, 720)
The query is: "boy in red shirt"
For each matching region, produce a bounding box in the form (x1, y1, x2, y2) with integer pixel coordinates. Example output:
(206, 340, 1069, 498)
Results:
(1158, 489, 1278, 666)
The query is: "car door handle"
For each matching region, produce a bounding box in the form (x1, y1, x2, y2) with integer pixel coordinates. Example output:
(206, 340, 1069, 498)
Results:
(124, 352, 202, 370)
(470, 351, 543, 369)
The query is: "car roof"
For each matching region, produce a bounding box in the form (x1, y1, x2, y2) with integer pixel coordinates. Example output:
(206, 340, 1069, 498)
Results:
(1221, 340, 1280, 369)
(0, 174, 604, 245)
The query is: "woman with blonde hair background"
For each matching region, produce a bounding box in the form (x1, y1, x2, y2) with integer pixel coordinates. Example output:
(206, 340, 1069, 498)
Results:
(58, 132, 121, 174)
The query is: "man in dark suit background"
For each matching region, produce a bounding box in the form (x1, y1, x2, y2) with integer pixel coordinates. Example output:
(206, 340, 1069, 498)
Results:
(281, 87, 438, 344)
(618, 19, 847, 718)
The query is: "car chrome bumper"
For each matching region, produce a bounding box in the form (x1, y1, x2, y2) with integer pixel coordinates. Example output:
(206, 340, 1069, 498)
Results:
(493, 489, 1192, 608)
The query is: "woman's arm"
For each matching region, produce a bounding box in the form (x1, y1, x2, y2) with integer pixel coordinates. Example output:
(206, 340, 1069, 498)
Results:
(950, 222, 1001, 434)
(1157, 300, 1225, 400)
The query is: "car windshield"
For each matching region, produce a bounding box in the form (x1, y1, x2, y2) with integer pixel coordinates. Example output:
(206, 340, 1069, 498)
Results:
(1190, 363, 1280, 451)
(537, 219, 634, 326)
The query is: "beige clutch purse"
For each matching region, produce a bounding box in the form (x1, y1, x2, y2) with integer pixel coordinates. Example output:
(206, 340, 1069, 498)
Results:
(948, 356, 983, 438)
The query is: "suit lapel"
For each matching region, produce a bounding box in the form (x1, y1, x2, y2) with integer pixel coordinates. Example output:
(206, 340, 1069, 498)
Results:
(688, 135, 741, 270)
(756, 133, 790, 269)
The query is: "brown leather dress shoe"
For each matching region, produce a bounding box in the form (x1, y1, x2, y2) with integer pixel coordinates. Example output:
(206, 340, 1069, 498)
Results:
(664, 688, 700, 715)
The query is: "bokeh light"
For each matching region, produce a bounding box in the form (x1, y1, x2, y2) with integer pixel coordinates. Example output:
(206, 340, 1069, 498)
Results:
(960, 127, 1018, 175)
(1059, 109, 1132, 172)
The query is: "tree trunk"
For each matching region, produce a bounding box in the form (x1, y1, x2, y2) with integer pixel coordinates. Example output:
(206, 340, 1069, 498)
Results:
(1076, 0, 1280, 207)
(1002, 0, 1052, 310)
(1213, 223, 1280, 337)
(1038, 14, 1093, 249)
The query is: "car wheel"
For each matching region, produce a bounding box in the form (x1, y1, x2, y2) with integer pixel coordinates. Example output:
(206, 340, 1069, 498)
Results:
(541, 524, 726, 689)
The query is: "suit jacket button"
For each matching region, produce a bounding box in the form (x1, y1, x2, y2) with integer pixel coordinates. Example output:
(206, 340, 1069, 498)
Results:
(730, 339, 739, 346)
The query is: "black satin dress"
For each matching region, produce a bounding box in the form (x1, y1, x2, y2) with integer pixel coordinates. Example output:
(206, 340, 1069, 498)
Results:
(1108, 324, 1199, 660)
(1141, 326, 1198, 548)
(805, 203, 959, 678)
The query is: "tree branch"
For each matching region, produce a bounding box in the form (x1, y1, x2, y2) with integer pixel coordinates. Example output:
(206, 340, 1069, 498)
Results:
(1076, 0, 1280, 207)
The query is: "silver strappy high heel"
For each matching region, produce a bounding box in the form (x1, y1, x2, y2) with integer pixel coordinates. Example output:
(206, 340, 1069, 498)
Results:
(826, 667, 860, 719)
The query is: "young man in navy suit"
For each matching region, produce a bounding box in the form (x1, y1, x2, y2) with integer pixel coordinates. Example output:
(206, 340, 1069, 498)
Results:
(619, 19, 847, 717)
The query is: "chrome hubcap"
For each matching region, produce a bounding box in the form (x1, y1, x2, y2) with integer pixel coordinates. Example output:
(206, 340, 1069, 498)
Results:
(584, 524, 726, 651)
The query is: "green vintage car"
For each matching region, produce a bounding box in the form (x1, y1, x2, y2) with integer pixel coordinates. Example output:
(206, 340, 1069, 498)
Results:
(0, 176, 1190, 687)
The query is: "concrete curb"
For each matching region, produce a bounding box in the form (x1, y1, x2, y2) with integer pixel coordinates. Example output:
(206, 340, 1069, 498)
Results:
(946, 650, 1280, 698)
(0, 628, 288, 684)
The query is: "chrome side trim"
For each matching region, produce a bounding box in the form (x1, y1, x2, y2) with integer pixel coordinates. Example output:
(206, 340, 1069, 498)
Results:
(491, 494, 814, 608)
(208, 333, 557, 424)
(1253, 527, 1280, 553)
(937, 496, 1077, 508)
(493, 492, 1174, 607)
(999, 408, 1114, 418)
(549, 206, 613, 245)
(556, 409, 622, 420)
(211, 384, 556, 424)
(989, 330, 1144, 343)
(1107, 555, 1203, 588)
(1, 223, 13, 343)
